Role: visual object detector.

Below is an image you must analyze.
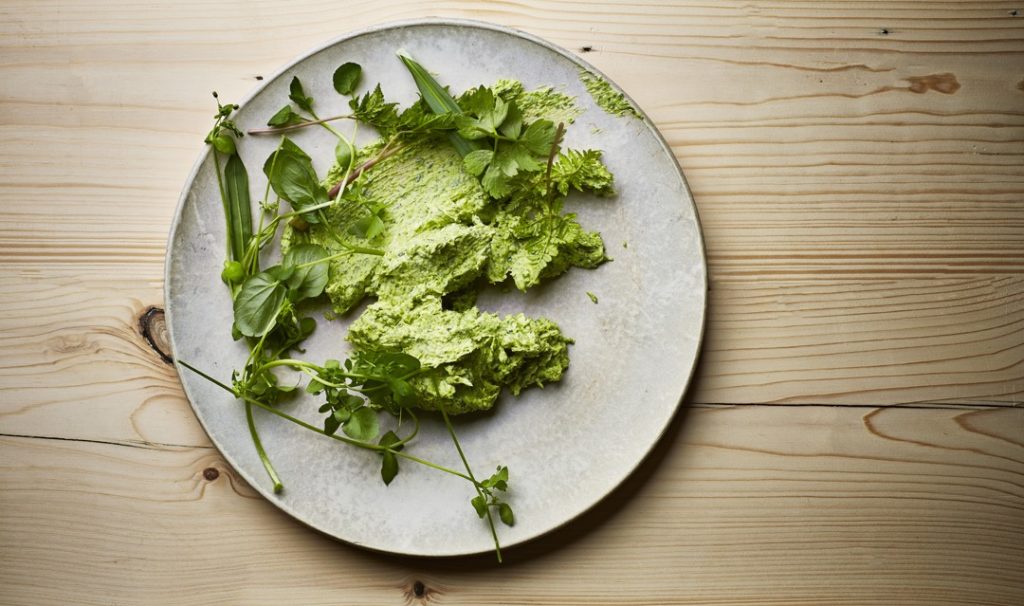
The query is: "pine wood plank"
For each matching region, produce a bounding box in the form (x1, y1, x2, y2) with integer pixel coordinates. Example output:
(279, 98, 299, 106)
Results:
(2, 405, 1022, 606)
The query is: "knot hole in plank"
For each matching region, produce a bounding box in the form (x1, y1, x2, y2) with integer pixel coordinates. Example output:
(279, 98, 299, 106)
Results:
(138, 306, 173, 364)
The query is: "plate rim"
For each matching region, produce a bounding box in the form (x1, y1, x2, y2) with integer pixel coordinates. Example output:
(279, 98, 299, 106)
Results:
(164, 16, 708, 558)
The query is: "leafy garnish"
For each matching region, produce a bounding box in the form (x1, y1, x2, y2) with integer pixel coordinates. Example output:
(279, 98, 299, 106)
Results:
(333, 62, 362, 95)
(288, 76, 314, 113)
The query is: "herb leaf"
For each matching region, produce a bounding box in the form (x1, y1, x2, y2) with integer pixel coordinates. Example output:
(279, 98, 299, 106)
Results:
(224, 153, 253, 263)
(343, 407, 379, 441)
(379, 430, 402, 485)
(282, 243, 329, 301)
(333, 62, 362, 95)
(262, 138, 327, 222)
(234, 273, 286, 337)
(267, 105, 305, 127)
(288, 76, 314, 113)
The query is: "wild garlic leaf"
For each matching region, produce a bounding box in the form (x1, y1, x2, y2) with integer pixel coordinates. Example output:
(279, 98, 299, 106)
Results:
(224, 153, 253, 264)
(288, 76, 314, 113)
(282, 243, 329, 301)
(343, 407, 379, 441)
(233, 272, 286, 337)
(332, 62, 362, 95)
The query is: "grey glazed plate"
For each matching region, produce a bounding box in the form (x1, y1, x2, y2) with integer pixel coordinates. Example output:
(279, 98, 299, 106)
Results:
(166, 18, 706, 558)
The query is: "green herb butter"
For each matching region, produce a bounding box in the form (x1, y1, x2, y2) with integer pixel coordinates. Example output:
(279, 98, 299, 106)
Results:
(285, 82, 615, 414)
(579, 70, 641, 119)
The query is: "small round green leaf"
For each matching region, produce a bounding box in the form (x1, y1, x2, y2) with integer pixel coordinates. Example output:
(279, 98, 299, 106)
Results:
(333, 62, 362, 95)
(342, 407, 379, 442)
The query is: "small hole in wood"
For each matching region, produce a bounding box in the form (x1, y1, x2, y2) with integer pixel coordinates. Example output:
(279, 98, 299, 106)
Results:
(581, 45, 593, 52)
(412, 580, 426, 598)
(256, 75, 264, 80)
(203, 467, 220, 481)
(879, 28, 889, 35)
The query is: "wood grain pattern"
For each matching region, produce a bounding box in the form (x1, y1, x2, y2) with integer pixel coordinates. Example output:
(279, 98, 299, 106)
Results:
(1, 1, 1022, 604)
(2, 406, 1022, 605)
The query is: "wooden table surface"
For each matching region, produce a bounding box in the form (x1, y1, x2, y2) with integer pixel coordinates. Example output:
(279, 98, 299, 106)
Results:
(2, 1, 1022, 604)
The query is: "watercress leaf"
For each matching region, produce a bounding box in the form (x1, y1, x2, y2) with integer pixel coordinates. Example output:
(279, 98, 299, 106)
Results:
(332, 408, 351, 423)
(212, 134, 236, 155)
(224, 153, 253, 263)
(498, 503, 515, 526)
(342, 407, 379, 441)
(381, 352, 420, 374)
(324, 414, 340, 436)
(387, 378, 415, 407)
(470, 495, 487, 518)
(378, 430, 402, 487)
(288, 76, 314, 113)
(332, 62, 362, 95)
(233, 273, 286, 337)
(380, 451, 398, 485)
(379, 430, 403, 450)
(324, 359, 340, 369)
(299, 316, 316, 337)
(282, 243, 329, 301)
(463, 149, 493, 177)
(316, 400, 330, 411)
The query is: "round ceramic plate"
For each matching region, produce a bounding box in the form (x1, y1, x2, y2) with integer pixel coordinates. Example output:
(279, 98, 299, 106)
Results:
(166, 18, 706, 557)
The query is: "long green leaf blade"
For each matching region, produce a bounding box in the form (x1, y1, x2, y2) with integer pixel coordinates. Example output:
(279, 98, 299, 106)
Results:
(397, 52, 481, 157)
(224, 154, 253, 262)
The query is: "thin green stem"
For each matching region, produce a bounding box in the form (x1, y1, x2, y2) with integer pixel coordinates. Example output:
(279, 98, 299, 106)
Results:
(178, 361, 473, 482)
(248, 114, 355, 135)
(439, 405, 502, 563)
(246, 402, 283, 493)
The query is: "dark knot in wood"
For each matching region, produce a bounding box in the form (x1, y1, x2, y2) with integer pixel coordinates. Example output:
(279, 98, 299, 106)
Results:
(139, 306, 173, 364)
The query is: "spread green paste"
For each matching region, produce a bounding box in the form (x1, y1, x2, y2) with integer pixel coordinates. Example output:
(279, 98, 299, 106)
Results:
(283, 82, 614, 414)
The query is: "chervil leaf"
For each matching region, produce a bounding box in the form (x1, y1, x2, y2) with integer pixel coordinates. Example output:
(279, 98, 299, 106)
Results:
(332, 62, 362, 95)
(551, 149, 615, 196)
(288, 76, 314, 113)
